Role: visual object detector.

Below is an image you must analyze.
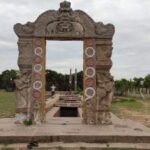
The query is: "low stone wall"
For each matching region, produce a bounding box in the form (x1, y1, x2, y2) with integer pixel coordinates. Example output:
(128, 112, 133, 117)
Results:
(115, 88, 150, 98)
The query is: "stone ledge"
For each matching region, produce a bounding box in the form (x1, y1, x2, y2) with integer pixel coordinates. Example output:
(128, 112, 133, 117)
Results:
(0, 142, 150, 150)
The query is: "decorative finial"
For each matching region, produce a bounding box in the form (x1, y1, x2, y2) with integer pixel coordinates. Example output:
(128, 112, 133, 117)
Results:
(59, 1, 72, 12)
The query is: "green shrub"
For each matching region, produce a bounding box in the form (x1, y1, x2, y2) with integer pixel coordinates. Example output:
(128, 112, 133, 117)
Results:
(23, 119, 33, 126)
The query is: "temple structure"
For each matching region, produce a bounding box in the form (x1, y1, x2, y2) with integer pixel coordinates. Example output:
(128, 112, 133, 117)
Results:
(14, 1, 115, 125)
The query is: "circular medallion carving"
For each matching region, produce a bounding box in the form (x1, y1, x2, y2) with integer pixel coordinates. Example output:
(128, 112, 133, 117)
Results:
(85, 67, 95, 78)
(85, 47, 95, 57)
(34, 47, 42, 56)
(85, 87, 95, 98)
(34, 64, 42, 72)
(33, 81, 42, 90)
(33, 90, 41, 98)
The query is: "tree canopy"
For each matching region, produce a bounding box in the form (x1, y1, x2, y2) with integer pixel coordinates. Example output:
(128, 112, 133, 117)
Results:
(0, 69, 83, 92)
(0, 69, 150, 94)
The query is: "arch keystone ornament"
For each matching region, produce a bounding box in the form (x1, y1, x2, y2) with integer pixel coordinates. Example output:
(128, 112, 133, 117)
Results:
(14, 1, 115, 125)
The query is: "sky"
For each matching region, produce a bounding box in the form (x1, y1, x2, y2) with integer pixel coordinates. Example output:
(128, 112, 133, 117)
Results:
(0, 0, 150, 79)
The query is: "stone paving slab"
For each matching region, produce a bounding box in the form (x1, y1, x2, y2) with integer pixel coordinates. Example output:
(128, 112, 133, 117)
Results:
(46, 94, 60, 112)
(0, 110, 150, 143)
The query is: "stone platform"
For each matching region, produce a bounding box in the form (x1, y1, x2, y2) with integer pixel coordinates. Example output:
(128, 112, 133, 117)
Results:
(1, 143, 150, 150)
(0, 109, 150, 144)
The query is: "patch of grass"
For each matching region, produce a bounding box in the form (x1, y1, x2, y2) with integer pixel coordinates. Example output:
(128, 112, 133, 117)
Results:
(23, 119, 33, 126)
(91, 148, 142, 150)
(114, 97, 136, 102)
(111, 96, 150, 119)
(0, 90, 15, 118)
(1, 148, 15, 150)
(57, 146, 65, 150)
(80, 147, 86, 150)
(80, 148, 141, 150)
(111, 98, 143, 112)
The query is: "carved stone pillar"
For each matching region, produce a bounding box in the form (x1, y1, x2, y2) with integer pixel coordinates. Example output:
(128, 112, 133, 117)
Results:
(14, 38, 34, 123)
(82, 39, 96, 124)
(95, 39, 114, 124)
(32, 38, 46, 123)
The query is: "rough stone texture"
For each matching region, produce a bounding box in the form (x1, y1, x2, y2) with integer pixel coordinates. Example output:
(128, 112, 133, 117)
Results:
(96, 72, 114, 124)
(0, 113, 150, 144)
(14, 38, 33, 123)
(17, 38, 33, 72)
(14, 71, 32, 124)
(13, 1, 115, 124)
(95, 39, 114, 124)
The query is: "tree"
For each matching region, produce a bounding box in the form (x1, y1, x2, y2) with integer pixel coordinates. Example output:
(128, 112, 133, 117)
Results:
(45, 69, 83, 91)
(115, 79, 130, 96)
(133, 77, 144, 90)
(0, 70, 17, 91)
(144, 74, 150, 89)
(77, 71, 83, 91)
(46, 70, 58, 91)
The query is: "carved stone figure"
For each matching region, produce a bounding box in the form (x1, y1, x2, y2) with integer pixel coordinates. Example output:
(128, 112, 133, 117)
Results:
(96, 72, 114, 124)
(14, 71, 32, 123)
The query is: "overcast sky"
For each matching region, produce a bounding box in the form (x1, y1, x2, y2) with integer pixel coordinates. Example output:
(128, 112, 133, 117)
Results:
(0, 0, 150, 79)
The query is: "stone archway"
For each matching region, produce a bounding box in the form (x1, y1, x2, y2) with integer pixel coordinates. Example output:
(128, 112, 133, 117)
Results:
(14, 1, 115, 125)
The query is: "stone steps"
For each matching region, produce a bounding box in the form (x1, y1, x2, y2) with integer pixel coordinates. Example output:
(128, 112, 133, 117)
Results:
(0, 142, 150, 150)
(0, 114, 150, 149)
(0, 135, 150, 144)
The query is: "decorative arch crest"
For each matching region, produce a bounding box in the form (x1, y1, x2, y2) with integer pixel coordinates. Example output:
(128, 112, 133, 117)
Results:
(14, 1, 114, 39)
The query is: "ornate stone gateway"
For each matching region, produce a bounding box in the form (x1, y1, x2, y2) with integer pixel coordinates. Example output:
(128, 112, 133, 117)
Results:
(14, 1, 115, 125)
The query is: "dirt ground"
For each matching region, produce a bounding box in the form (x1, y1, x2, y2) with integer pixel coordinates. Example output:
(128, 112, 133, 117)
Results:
(112, 98, 150, 127)
(119, 108, 150, 127)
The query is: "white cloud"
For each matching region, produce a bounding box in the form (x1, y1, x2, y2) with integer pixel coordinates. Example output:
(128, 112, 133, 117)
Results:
(46, 41, 83, 74)
(0, 0, 150, 79)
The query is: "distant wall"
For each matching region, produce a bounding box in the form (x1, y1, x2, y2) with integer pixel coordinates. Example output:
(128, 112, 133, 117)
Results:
(115, 88, 150, 98)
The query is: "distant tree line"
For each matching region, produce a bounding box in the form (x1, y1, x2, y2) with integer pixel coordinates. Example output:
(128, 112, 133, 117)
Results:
(45, 69, 83, 91)
(115, 75, 150, 96)
(0, 69, 83, 92)
(0, 69, 150, 96)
